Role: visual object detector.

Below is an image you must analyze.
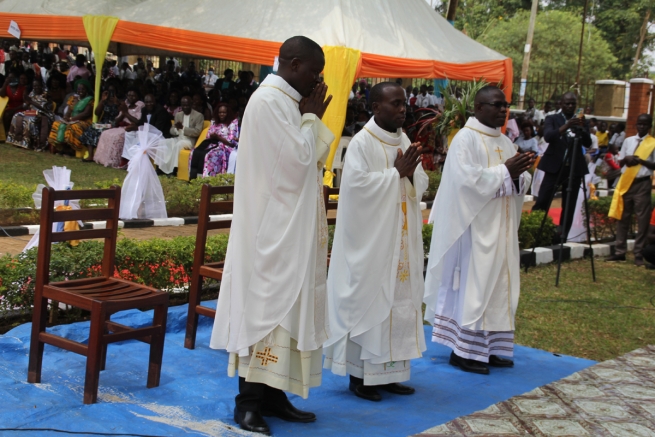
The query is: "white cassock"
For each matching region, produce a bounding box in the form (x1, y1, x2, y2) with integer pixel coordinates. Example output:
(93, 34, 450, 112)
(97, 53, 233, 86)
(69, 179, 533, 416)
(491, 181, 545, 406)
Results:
(323, 117, 427, 385)
(209, 74, 334, 399)
(424, 117, 531, 363)
(158, 114, 194, 174)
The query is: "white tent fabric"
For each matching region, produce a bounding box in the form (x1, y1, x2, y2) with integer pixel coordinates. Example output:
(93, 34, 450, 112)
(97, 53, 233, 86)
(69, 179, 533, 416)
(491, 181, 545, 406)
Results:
(116, 0, 505, 63)
(0, 0, 506, 64)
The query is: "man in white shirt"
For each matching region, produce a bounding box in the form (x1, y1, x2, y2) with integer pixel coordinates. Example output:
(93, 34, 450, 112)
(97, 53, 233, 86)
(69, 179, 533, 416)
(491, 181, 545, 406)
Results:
(606, 114, 655, 266)
(203, 67, 218, 89)
(609, 123, 626, 150)
(415, 84, 431, 108)
(427, 85, 443, 108)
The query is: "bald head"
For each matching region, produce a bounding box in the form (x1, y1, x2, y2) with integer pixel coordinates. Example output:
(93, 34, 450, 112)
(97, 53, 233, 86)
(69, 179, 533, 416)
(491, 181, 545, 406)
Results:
(370, 82, 403, 105)
(560, 91, 578, 117)
(474, 85, 505, 105)
(474, 86, 508, 129)
(279, 36, 323, 62)
(277, 36, 325, 98)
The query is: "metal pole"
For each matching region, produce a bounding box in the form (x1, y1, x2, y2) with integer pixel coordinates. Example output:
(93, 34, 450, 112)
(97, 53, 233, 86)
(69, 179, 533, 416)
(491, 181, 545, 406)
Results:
(575, 0, 590, 92)
(518, 0, 539, 110)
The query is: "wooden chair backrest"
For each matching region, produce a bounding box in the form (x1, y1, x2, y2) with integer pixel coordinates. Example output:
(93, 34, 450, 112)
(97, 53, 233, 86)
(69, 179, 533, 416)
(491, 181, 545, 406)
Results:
(35, 186, 121, 291)
(323, 186, 339, 226)
(193, 184, 234, 269)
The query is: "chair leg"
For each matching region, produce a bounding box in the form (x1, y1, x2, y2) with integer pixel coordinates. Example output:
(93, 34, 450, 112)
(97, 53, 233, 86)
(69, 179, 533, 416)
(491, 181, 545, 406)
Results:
(147, 303, 168, 389)
(27, 296, 49, 383)
(83, 306, 105, 404)
(100, 313, 111, 371)
(184, 274, 203, 350)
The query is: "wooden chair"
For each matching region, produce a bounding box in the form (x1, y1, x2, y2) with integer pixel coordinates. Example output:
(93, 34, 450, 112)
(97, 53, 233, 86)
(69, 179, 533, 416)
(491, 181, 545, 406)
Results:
(28, 186, 169, 404)
(184, 184, 234, 349)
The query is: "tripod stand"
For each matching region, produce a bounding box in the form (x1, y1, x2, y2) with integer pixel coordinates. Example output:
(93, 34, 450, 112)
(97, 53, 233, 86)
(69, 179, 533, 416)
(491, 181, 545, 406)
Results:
(525, 134, 596, 286)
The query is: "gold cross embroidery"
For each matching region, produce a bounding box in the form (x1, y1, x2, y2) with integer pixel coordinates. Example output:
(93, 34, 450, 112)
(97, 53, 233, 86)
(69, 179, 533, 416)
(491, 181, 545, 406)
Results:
(255, 347, 279, 366)
(494, 146, 504, 161)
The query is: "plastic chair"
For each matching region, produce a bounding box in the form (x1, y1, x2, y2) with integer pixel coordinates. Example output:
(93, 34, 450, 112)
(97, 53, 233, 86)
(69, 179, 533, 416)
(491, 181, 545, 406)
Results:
(184, 184, 234, 349)
(27, 186, 169, 404)
(0, 96, 9, 141)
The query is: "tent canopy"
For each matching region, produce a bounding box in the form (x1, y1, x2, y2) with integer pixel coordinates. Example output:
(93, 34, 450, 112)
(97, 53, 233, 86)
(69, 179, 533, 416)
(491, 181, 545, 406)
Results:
(0, 0, 509, 80)
(0, 0, 512, 176)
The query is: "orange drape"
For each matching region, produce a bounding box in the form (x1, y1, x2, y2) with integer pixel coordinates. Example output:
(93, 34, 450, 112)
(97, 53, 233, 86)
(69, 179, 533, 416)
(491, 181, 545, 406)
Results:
(0, 12, 512, 100)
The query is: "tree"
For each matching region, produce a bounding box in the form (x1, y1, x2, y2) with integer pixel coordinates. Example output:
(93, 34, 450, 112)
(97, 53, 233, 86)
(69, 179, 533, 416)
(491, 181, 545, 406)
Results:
(434, 0, 532, 39)
(478, 10, 616, 82)
(434, 0, 654, 79)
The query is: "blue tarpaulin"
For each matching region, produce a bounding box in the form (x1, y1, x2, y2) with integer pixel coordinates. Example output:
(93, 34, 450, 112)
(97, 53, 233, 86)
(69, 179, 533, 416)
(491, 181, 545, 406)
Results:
(0, 303, 594, 436)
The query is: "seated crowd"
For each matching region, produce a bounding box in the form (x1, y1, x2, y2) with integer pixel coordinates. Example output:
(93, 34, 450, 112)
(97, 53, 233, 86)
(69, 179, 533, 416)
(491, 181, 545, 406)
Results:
(0, 42, 254, 179)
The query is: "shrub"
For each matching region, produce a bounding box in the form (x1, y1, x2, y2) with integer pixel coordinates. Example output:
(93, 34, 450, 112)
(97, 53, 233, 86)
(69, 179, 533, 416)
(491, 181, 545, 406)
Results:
(0, 234, 229, 317)
(518, 210, 556, 250)
(423, 171, 441, 201)
(0, 181, 34, 209)
(0, 174, 237, 222)
(421, 212, 556, 253)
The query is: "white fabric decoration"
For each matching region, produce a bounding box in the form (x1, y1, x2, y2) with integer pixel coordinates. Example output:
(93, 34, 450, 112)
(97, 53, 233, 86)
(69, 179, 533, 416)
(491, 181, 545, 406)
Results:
(119, 124, 169, 220)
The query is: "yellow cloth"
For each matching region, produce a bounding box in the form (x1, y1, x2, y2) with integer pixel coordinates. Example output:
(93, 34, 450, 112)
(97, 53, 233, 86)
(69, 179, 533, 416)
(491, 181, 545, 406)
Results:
(321, 46, 361, 187)
(82, 15, 119, 122)
(596, 131, 609, 147)
(0, 96, 8, 141)
(54, 205, 80, 247)
(609, 136, 655, 220)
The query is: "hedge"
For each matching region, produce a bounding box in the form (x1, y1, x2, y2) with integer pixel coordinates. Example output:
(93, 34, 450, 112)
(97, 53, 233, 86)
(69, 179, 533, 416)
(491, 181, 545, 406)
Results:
(0, 174, 235, 224)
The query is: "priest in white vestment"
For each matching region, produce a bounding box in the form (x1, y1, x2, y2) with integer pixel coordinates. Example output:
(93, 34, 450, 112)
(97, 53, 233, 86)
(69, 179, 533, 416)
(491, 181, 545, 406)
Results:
(209, 36, 334, 435)
(324, 82, 427, 401)
(158, 96, 203, 174)
(424, 86, 535, 375)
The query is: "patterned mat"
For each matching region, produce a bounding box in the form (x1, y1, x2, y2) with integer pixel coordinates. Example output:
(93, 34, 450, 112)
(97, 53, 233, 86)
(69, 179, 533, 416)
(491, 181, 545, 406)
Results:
(416, 346, 655, 437)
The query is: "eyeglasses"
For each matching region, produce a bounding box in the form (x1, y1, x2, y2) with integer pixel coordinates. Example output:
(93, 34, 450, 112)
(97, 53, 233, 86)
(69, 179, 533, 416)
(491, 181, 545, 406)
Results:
(480, 101, 510, 109)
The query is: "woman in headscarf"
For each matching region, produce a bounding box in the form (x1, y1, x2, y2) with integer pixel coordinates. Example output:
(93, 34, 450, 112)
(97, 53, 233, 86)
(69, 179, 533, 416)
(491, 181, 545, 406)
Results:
(0, 72, 29, 132)
(6, 78, 54, 150)
(93, 87, 144, 167)
(79, 82, 122, 161)
(188, 102, 238, 179)
(48, 79, 94, 156)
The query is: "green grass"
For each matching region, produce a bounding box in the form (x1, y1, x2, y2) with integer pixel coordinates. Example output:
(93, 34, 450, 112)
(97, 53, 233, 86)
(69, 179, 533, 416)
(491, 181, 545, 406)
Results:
(0, 143, 126, 189)
(516, 254, 655, 362)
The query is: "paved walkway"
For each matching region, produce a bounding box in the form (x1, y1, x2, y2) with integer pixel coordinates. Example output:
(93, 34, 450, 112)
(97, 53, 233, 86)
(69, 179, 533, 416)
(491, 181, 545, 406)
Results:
(416, 346, 655, 437)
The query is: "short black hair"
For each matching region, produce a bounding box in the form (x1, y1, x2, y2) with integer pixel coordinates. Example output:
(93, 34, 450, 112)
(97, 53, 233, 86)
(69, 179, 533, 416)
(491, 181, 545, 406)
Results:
(369, 81, 403, 105)
(279, 36, 324, 62)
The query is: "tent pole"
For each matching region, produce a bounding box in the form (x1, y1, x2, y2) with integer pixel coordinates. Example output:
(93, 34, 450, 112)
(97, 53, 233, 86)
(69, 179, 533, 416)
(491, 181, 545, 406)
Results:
(575, 0, 589, 95)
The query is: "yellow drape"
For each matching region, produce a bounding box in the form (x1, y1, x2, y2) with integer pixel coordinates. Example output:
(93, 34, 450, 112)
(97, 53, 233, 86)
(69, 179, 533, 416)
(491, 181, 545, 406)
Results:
(608, 136, 655, 220)
(321, 46, 362, 187)
(82, 15, 119, 122)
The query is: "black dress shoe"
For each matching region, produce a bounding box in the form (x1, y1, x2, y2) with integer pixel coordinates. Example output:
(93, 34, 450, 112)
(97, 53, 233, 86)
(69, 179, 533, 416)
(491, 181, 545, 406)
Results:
(379, 382, 415, 395)
(349, 382, 382, 401)
(261, 398, 316, 423)
(234, 407, 271, 435)
(449, 351, 489, 375)
(488, 355, 514, 367)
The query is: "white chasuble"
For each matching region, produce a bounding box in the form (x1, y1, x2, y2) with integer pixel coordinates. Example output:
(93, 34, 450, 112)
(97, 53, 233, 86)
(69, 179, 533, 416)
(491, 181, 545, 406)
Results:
(323, 117, 428, 385)
(423, 117, 531, 362)
(209, 75, 334, 398)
